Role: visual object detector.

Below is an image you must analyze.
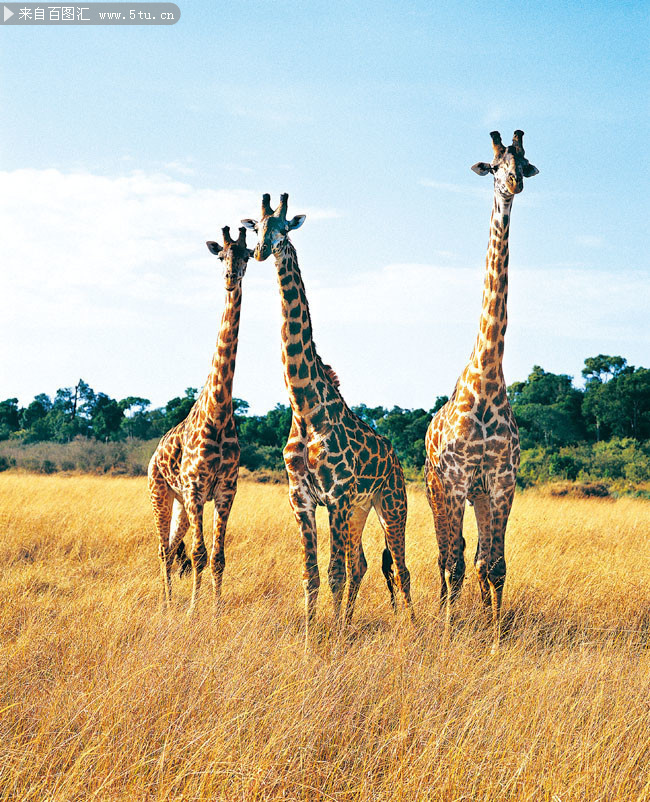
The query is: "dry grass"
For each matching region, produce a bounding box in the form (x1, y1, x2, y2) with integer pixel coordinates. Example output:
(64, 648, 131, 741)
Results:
(1, 473, 649, 801)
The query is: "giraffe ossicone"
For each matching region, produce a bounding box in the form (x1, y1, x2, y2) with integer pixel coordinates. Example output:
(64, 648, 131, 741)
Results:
(148, 225, 252, 616)
(424, 130, 538, 652)
(243, 193, 414, 649)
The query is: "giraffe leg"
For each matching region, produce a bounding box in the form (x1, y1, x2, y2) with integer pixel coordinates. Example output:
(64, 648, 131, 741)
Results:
(149, 464, 175, 608)
(443, 494, 467, 637)
(487, 479, 516, 653)
(471, 491, 492, 610)
(426, 461, 467, 639)
(288, 484, 319, 651)
(327, 500, 352, 627)
(184, 494, 207, 617)
(425, 460, 450, 610)
(210, 478, 237, 607)
(375, 462, 414, 621)
(341, 503, 370, 628)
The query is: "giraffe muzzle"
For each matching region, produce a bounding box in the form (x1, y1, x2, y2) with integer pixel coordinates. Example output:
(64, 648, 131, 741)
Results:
(254, 243, 271, 261)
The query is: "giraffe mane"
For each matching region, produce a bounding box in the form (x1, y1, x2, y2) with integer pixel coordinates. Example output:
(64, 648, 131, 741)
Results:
(315, 355, 340, 387)
(323, 363, 340, 388)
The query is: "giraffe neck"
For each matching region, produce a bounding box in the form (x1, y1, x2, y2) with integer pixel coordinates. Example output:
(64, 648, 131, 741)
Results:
(274, 240, 336, 420)
(197, 284, 242, 422)
(468, 190, 514, 378)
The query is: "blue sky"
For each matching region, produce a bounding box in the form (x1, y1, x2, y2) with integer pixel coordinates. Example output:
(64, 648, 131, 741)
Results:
(2, 0, 648, 414)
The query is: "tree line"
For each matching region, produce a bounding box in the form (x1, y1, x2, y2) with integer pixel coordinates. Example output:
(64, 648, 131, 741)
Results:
(1, 354, 649, 485)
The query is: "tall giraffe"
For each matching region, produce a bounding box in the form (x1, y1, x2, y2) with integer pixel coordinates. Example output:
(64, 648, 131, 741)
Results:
(424, 130, 538, 651)
(148, 226, 252, 614)
(242, 194, 414, 647)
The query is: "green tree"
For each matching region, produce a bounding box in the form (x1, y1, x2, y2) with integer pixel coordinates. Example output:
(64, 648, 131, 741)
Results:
(508, 366, 584, 448)
(53, 387, 75, 417)
(375, 406, 431, 468)
(236, 403, 292, 472)
(583, 364, 650, 441)
(43, 380, 97, 440)
(21, 393, 52, 429)
(619, 367, 650, 439)
(351, 404, 388, 429)
(146, 407, 169, 439)
(89, 393, 124, 441)
(581, 355, 629, 441)
(165, 387, 198, 429)
(233, 398, 250, 416)
(26, 408, 74, 443)
(582, 354, 627, 384)
(119, 397, 152, 439)
(0, 398, 21, 438)
(432, 395, 449, 414)
(513, 404, 580, 449)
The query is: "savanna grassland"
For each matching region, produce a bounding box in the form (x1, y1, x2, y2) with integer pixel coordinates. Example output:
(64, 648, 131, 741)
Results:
(1, 473, 649, 801)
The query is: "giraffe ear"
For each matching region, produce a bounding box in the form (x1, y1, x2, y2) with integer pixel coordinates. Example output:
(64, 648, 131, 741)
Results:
(206, 241, 222, 255)
(522, 162, 539, 178)
(241, 219, 258, 231)
(287, 214, 306, 230)
(471, 162, 493, 176)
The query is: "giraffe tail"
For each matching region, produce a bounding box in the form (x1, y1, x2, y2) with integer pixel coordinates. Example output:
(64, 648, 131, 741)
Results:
(381, 543, 397, 611)
(175, 540, 192, 577)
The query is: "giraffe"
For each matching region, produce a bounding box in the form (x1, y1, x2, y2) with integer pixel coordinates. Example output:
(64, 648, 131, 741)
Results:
(148, 226, 252, 615)
(242, 194, 414, 647)
(424, 130, 538, 651)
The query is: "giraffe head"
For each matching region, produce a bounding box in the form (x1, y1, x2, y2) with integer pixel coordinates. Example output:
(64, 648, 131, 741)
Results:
(206, 226, 253, 291)
(241, 193, 306, 261)
(471, 130, 539, 197)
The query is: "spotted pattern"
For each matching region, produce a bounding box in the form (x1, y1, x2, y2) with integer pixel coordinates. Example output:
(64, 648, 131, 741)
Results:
(246, 196, 414, 644)
(424, 131, 538, 650)
(148, 230, 251, 614)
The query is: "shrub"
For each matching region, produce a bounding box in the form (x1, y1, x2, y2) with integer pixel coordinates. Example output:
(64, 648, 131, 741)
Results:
(517, 447, 552, 488)
(547, 481, 610, 499)
(548, 453, 582, 481)
(0, 455, 15, 472)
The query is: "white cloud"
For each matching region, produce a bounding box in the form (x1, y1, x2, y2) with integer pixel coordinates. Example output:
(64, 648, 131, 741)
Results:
(0, 168, 342, 409)
(1, 168, 647, 414)
(1, 168, 340, 319)
(221, 163, 255, 175)
(482, 106, 506, 127)
(574, 234, 605, 249)
(2, 169, 260, 312)
(419, 178, 491, 200)
(307, 261, 649, 344)
(287, 259, 650, 410)
(163, 161, 196, 176)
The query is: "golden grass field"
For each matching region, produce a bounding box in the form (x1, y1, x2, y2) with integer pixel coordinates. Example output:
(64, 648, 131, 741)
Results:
(1, 472, 649, 801)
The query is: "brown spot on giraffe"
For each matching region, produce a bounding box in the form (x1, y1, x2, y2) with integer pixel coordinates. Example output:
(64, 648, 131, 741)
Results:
(242, 194, 414, 649)
(148, 226, 253, 615)
(424, 130, 538, 652)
